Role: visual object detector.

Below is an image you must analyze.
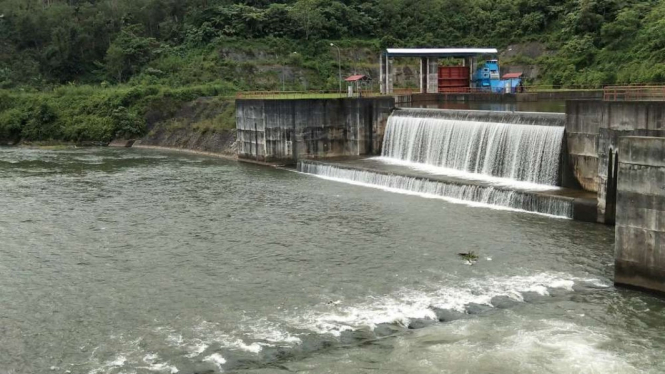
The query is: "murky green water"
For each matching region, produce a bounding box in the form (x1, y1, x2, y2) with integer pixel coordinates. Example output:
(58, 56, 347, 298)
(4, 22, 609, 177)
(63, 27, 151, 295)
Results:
(2, 147, 665, 374)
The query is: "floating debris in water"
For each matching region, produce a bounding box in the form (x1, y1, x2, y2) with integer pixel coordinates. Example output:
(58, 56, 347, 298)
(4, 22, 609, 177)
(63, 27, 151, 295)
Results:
(459, 251, 479, 264)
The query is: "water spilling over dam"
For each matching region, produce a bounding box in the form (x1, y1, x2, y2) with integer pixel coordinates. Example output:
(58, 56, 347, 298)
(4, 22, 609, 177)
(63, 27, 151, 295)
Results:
(297, 108, 596, 219)
(382, 109, 565, 185)
(299, 161, 573, 218)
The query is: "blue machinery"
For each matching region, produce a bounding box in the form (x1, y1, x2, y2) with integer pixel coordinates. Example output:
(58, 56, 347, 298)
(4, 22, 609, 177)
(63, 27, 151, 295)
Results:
(380, 48, 522, 94)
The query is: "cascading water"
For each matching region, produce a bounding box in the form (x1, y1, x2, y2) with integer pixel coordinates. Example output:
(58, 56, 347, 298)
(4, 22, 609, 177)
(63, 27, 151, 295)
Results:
(298, 161, 573, 218)
(297, 109, 573, 218)
(381, 110, 565, 185)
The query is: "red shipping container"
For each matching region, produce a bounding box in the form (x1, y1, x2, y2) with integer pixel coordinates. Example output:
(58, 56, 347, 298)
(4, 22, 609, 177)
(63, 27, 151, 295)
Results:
(438, 66, 470, 93)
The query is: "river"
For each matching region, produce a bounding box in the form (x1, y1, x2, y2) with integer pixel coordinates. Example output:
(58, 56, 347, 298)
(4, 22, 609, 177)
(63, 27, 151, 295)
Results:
(2, 147, 665, 373)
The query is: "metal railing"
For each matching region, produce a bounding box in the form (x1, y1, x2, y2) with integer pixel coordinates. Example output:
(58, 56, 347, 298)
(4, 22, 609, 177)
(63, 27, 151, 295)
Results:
(236, 89, 420, 99)
(522, 85, 603, 92)
(603, 85, 665, 101)
(235, 85, 610, 100)
(236, 90, 347, 99)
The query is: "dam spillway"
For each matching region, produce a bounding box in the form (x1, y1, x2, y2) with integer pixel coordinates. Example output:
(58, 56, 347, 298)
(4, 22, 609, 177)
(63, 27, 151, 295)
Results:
(298, 108, 596, 220)
(298, 160, 575, 218)
(382, 109, 565, 185)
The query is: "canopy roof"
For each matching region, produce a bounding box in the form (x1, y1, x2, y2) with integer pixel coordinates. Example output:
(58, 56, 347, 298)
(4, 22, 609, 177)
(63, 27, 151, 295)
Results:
(385, 48, 498, 58)
(503, 73, 523, 79)
(345, 74, 369, 82)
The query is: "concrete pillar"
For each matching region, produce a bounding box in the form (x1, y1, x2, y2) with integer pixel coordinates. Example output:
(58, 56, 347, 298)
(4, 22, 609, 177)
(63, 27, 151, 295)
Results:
(420, 58, 427, 93)
(427, 57, 438, 94)
(380, 54, 385, 94)
(386, 55, 393, 94)
(615, 136, 665, 293)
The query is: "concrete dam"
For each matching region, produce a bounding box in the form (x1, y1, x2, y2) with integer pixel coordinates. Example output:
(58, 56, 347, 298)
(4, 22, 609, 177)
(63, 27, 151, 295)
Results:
(297, 108, 595, 219)
(236, 97, 665, 295)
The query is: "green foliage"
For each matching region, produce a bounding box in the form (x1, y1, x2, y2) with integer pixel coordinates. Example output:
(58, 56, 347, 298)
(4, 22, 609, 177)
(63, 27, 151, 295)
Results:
(1, 0, 665, 141)
(105, 25, 161, 83)
(0, 0, 664, 89)
(0, 83, 235, 143)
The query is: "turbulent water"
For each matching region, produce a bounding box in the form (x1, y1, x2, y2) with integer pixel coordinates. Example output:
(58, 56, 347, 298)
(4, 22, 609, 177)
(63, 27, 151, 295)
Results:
(298, 161, 573, 218)
(3, 147, 665, 374)
(382, 112, 565, 185)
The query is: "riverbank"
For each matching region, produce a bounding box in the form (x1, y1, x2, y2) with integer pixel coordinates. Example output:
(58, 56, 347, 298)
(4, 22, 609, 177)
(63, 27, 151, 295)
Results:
(0, 84, 235, 145)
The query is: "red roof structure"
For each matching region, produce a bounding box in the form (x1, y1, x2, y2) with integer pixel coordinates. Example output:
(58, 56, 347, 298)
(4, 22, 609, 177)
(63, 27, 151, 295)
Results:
(345, 74, 369, 82)
(502, 73, 523, 79)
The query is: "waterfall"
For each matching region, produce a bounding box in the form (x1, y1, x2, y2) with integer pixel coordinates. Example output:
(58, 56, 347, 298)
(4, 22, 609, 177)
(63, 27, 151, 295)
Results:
(296, 109, 573, 218)
(298, 161, 573, 218)
(381, 111, 565, 185)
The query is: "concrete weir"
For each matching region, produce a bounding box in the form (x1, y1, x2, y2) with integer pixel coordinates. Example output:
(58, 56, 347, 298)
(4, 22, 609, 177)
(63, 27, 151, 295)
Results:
(298, 158, 596, 219)
(296, 107, 597, 221)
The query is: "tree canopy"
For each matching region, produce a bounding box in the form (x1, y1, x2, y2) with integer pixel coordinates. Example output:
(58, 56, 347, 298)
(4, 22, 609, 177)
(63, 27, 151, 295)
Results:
(0, 0, 664, 88)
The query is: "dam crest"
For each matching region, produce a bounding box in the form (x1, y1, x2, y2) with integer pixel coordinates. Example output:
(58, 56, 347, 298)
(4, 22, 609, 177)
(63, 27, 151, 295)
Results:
(298, 108, 594, 219)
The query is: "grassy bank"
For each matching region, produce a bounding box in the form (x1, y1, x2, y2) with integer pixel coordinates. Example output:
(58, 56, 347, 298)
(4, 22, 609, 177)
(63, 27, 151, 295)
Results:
(0, 83, 236, 144)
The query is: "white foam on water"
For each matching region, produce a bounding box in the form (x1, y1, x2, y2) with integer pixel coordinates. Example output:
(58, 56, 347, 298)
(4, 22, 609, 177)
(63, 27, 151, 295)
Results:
(203, 353, 227, 371)
(382, 115, 565, 185)
(240, 318, 303, 345)
(88, 355, 127, 374)
(285, 273, 609, 336)
(191, 322, 264, 353)
(371, 157, 560, 191)
(140, 354, 179, 373)
(299, 164, 572, 219)
(401, 318, 644, 374)
(148, 319, 301, 367)
(184, 341, 209, 358)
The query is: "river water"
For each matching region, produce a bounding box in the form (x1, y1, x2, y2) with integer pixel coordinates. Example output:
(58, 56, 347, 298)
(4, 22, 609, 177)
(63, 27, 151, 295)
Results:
(2, 147, 665, 374)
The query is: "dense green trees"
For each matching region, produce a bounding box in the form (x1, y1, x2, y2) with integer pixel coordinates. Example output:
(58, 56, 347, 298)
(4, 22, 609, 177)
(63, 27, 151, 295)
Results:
(3, 0, 665, 143)
(1, 0, 664, 89)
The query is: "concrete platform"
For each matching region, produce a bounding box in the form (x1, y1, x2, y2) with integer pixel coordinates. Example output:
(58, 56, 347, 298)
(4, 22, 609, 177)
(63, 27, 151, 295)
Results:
(301, 157, 598, 222)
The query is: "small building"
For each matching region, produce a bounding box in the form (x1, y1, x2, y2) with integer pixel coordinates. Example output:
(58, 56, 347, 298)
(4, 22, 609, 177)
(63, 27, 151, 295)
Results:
(501, 73, 524, 93)
(474, 60, 502, 91)
(345, 74, 371, 97)
(380, 48, 498, 94)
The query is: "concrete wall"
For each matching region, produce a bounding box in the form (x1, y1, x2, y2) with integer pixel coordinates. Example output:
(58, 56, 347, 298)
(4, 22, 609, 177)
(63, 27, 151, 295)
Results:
(615, 137, 665, 293)
(236, 98, 395, 164)
(393, 108, 566, 127)
(565, 101, 602, 192)
(566, 101, 665, 223)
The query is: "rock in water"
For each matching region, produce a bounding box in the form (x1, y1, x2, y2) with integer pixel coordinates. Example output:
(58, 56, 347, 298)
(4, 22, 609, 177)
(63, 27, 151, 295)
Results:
(465, 303, 493, 315)
(408, 318, 435, 330)
(430, 307, 466, 322)
(490, 296, 520, 309)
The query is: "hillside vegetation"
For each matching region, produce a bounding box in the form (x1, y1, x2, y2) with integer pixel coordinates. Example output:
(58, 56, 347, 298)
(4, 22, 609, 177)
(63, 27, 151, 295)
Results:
(1, 0, 664, 142)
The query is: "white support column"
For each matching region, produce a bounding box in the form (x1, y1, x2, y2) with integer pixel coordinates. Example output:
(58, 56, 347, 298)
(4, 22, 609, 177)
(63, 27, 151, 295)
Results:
(427, 57, 438, 94)
(380, 54, 385, 94)
(386, 54, 394, 94)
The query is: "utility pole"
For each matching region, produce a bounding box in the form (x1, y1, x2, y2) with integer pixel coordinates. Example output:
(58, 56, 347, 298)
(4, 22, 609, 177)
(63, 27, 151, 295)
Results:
(331, 43, 342, 94)
(282, 52, 299, 92)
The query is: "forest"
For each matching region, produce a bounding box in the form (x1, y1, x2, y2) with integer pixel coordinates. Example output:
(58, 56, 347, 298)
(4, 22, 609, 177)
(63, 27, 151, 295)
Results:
(1, 0, 664, 142)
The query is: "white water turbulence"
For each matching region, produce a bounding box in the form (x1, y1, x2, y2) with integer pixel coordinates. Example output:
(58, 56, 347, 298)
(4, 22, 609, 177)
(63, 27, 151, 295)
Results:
(298, 162, 573, 218)
(382, 112, 565, 185)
